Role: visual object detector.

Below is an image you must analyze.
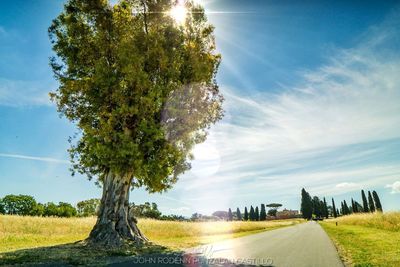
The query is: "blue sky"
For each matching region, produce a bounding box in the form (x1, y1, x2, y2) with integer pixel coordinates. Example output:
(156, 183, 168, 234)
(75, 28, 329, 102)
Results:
(1, 0, 400, 216)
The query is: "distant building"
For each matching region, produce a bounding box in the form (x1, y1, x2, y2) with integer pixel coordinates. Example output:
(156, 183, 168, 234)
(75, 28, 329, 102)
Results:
(276, 209, 299, 219)
(212, 210, 229, 220)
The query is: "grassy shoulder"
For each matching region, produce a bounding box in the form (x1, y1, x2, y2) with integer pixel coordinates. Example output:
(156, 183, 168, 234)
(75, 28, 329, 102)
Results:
(320, 212, 400, 267)
(0, 215, 302, 265)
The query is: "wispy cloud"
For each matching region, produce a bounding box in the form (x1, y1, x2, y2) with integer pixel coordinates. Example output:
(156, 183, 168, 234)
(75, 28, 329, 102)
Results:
(0, 78, 53, 107)
(182, 13, 400, 205)
(0, 153, 69, 164)
(386, 181, 400, 194)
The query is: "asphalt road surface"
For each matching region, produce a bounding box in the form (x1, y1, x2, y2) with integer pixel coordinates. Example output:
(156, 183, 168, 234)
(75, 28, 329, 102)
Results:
(187, 221, 344, 267)
(111, 221, 343, 267)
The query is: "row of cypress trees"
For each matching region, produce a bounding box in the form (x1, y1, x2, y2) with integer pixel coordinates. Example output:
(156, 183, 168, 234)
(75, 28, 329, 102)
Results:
(335, 189, 383, 216)
(227, 204, 268, 221)
(301, 189, 329, 220)
(301, 188, 383, 219)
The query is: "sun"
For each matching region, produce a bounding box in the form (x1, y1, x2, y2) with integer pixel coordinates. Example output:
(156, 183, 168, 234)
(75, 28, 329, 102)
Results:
(169, 1, 187, 24)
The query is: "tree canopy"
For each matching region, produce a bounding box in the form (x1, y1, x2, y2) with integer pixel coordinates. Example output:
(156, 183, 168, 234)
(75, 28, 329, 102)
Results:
(301, 188, 312, 220)
(49, 0, 223, 192)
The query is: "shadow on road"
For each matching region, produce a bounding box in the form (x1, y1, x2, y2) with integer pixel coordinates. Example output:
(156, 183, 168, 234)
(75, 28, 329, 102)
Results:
(109, 252, 274, 267)
(0, 243, 273, 267)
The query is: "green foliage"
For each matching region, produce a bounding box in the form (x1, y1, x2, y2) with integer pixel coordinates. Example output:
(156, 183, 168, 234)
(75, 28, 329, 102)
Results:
(361, 190, 369, 212)
(77, 199, 100, 217)
(249, 206, 255, 221)
(31, 203, 45, 216)
(228, 208, 233, 221)
(301, 188, 312, 220)
(351, 198, 356, 213)
(312, 196, 322, 217)
(236, 207, 242, 221)
(372, 191, 383, 212)
(254, 206, 259, 221)
(57, 202, 78, 217)
(266, 203, 282, 209)
(42, 202, 77, 217)
(343, 200, 350, 215)
(243, 207, 248, 221)
(267, 208, 277, 217)
(130, 202, 161, 219)
(332, 198, 337, 218)
(323, 197, 328, 218)
(0, 198, 5, 214)
(48, 0, 223, 192)
(1, 195, 37, 216)
(368, 191, 376, 212)
(43, 202, 59, 217)
(259, 204, 266, 220)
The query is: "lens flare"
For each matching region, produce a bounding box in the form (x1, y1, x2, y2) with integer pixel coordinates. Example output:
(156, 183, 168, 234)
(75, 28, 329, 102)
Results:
(169, 1, 187, 24)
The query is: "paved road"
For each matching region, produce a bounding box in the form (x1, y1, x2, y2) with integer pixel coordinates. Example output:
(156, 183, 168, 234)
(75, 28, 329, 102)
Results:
(111, 221, 343, 267)
(186, 221, 343, 267)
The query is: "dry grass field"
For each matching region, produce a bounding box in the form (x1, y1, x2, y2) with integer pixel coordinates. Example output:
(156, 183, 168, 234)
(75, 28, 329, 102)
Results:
(0, 215, 302, 265)
(321, 212, 400, 267)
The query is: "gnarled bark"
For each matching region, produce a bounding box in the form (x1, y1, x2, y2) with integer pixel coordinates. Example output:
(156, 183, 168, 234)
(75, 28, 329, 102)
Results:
(87, 172, 148, 247)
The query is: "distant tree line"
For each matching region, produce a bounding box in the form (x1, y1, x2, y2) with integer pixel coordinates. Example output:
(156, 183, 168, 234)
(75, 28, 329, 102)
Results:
(0, 195, 77, 217)
(201, 203, 285, 222)
(0, 194, 185, 220)
(301, 188, 383, 220)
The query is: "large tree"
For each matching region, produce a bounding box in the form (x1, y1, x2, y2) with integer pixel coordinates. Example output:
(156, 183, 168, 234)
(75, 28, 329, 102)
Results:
(343, 200, 350, 215)
(323, 197, 328, 219)
(249, 206, 255, 221)
(49, 0, 223, 247)
(301, 188, 312, 220)
(372, 191, 383, 212)
(259, 204, 266, 220)
(1, 195, 37, 216)
(368, 191, 376, 212)
(332, 198, 337, 218)
(255, 206, 260, 221)
(266, 203, 282, 209)
(312, 196, 322, 218)
(77, 198, 101, 217)
(236, 207, 242, 221)
(361, 190, 369, 213)
(228, 208, 233, 221)
(244, 207, 249, 221)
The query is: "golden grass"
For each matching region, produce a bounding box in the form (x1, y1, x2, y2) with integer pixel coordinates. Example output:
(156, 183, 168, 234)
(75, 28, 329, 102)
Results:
(321, 212, 400, 267)
(0, 215, 302, 253)
(138, 218, 301, 249)
(0, 215, 95, 252)
(326, 212, 400, 231)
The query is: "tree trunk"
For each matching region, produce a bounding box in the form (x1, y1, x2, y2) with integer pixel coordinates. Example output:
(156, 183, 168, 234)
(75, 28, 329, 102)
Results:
(87, 171, 148, 247)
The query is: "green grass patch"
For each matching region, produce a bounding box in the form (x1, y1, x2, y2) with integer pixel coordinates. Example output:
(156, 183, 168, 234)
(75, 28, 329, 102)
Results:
(321, 213, 400, 267)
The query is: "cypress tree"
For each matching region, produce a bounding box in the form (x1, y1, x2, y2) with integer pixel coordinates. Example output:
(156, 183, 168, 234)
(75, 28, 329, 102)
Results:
(361, 190, 369, 212)
(255, 206, 260, 221)
(323, 197, 329, 218)
(260, 204, 267, 221)
(343, 200, 350, 215)
(351, 198, 357, 213)
(228, 208, 233, 221)
(372, 191, 383, 212)
(244, 207, 249, 221)
(250, 206, 255, 221)
(341, 202, 344, 215)
(336, 208, 340, 216)
(312, 196, 322, 217)
(301, 188, 313, 220)
(368, 191, 375, 212)
(332, 198, 337, 218)
(236, 208, 242, 220)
